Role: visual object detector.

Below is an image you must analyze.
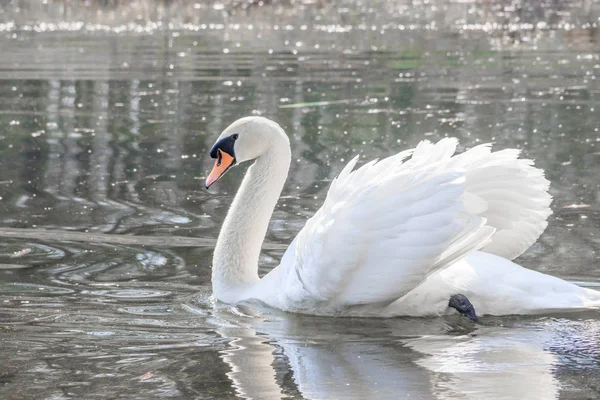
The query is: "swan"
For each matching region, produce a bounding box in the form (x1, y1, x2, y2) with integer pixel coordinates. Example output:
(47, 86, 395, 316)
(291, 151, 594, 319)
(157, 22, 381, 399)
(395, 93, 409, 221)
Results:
(205, 116, 600, 318)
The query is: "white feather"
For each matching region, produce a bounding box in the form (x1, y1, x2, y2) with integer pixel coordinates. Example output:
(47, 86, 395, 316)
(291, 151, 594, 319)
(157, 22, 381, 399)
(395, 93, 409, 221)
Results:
(267, 139, 495, 309)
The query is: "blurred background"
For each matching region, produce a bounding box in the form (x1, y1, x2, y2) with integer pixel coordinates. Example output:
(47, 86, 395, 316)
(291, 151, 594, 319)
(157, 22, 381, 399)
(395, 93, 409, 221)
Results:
(0, 1, 599, 399)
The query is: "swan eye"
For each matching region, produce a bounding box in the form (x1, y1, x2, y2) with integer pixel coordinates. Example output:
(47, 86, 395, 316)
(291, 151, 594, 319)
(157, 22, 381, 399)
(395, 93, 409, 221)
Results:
(231, 133, 239, 140)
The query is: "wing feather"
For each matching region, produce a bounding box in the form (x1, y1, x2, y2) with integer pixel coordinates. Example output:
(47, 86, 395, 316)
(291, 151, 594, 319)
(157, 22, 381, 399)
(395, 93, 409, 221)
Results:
(450, 145, 552, 259)
(270, 138, 551, 311)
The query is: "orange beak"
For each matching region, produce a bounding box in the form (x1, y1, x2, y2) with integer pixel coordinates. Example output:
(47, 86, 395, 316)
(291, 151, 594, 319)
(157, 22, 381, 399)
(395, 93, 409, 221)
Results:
(205, 149, 235, 188)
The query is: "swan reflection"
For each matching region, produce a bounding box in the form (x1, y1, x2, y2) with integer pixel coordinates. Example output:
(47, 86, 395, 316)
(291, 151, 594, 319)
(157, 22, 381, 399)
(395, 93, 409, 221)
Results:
(214, 308, 560, 400)
(218, 323, 285, 400)
(404, 328, 558, 400)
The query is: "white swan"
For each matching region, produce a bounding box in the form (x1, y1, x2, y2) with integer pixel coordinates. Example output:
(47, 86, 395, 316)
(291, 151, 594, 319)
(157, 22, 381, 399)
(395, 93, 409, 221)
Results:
(205, 116, 600, 317)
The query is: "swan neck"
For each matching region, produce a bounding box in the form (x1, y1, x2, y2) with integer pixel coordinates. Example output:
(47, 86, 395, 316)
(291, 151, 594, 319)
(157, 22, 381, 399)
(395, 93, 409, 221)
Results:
(212, 137, 290, 299)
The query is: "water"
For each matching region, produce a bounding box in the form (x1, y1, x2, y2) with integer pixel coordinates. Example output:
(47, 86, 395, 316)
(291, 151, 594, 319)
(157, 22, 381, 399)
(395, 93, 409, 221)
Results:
(0, 0, 599, 398)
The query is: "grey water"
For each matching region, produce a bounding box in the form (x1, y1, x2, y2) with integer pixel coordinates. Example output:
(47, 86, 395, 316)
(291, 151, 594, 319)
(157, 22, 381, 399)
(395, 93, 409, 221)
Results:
(0, 0, 599, 399)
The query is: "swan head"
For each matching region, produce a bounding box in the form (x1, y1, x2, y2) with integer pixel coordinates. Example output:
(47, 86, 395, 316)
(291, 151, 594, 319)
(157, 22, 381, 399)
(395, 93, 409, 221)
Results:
(205, 116, 288, 188)
(448, 294, 479, 322)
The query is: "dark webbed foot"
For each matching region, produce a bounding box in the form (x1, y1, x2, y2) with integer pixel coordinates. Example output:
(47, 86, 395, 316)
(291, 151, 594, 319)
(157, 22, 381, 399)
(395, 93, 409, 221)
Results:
(448, 294, 479, 322)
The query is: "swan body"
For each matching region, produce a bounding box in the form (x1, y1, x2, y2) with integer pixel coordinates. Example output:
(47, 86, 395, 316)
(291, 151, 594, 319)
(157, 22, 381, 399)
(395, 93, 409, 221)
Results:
(206, 116, 600, 317)
(385, 251, 600, 317)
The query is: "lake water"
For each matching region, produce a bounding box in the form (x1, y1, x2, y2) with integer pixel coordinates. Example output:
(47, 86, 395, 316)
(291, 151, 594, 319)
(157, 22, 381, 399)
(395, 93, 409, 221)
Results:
(0, 1, 599, 399)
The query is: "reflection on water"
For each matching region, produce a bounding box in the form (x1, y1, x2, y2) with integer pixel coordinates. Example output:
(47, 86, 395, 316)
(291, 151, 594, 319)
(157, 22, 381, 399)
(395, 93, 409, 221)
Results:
(213, 309, 600, 400)
(406, 328, 559, 400)
(0, 0, 599, 399)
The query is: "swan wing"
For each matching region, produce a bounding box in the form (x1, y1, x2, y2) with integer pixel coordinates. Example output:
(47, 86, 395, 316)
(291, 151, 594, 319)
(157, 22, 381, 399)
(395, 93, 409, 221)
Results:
(450, 144, 552, 260)
(272, 138, 495, 309)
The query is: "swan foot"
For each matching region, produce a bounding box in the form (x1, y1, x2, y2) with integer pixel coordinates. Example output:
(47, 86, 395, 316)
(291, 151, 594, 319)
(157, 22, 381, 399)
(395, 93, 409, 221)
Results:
(448, 294, 479, 322)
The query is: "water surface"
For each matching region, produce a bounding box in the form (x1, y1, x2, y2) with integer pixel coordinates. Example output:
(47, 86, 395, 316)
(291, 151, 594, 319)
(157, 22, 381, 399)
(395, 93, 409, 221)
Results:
(0, 1, 600, 399)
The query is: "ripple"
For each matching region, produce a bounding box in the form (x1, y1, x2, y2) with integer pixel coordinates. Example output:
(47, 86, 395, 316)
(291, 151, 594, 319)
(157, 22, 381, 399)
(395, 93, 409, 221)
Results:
(83, 288, 172, 299)
(0, 241, 66, 267)
(47, 243, 186, 286)
(1, 282, 75, 295)
(87, 331, 115, 336)
(117, 305, 174, 316)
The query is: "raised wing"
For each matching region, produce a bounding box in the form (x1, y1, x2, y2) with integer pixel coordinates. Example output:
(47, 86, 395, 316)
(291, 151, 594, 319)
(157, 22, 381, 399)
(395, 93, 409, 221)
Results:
(270, 138, 494, 311)
(267, 138, 552, 311)
(449, 144, 552, 260)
